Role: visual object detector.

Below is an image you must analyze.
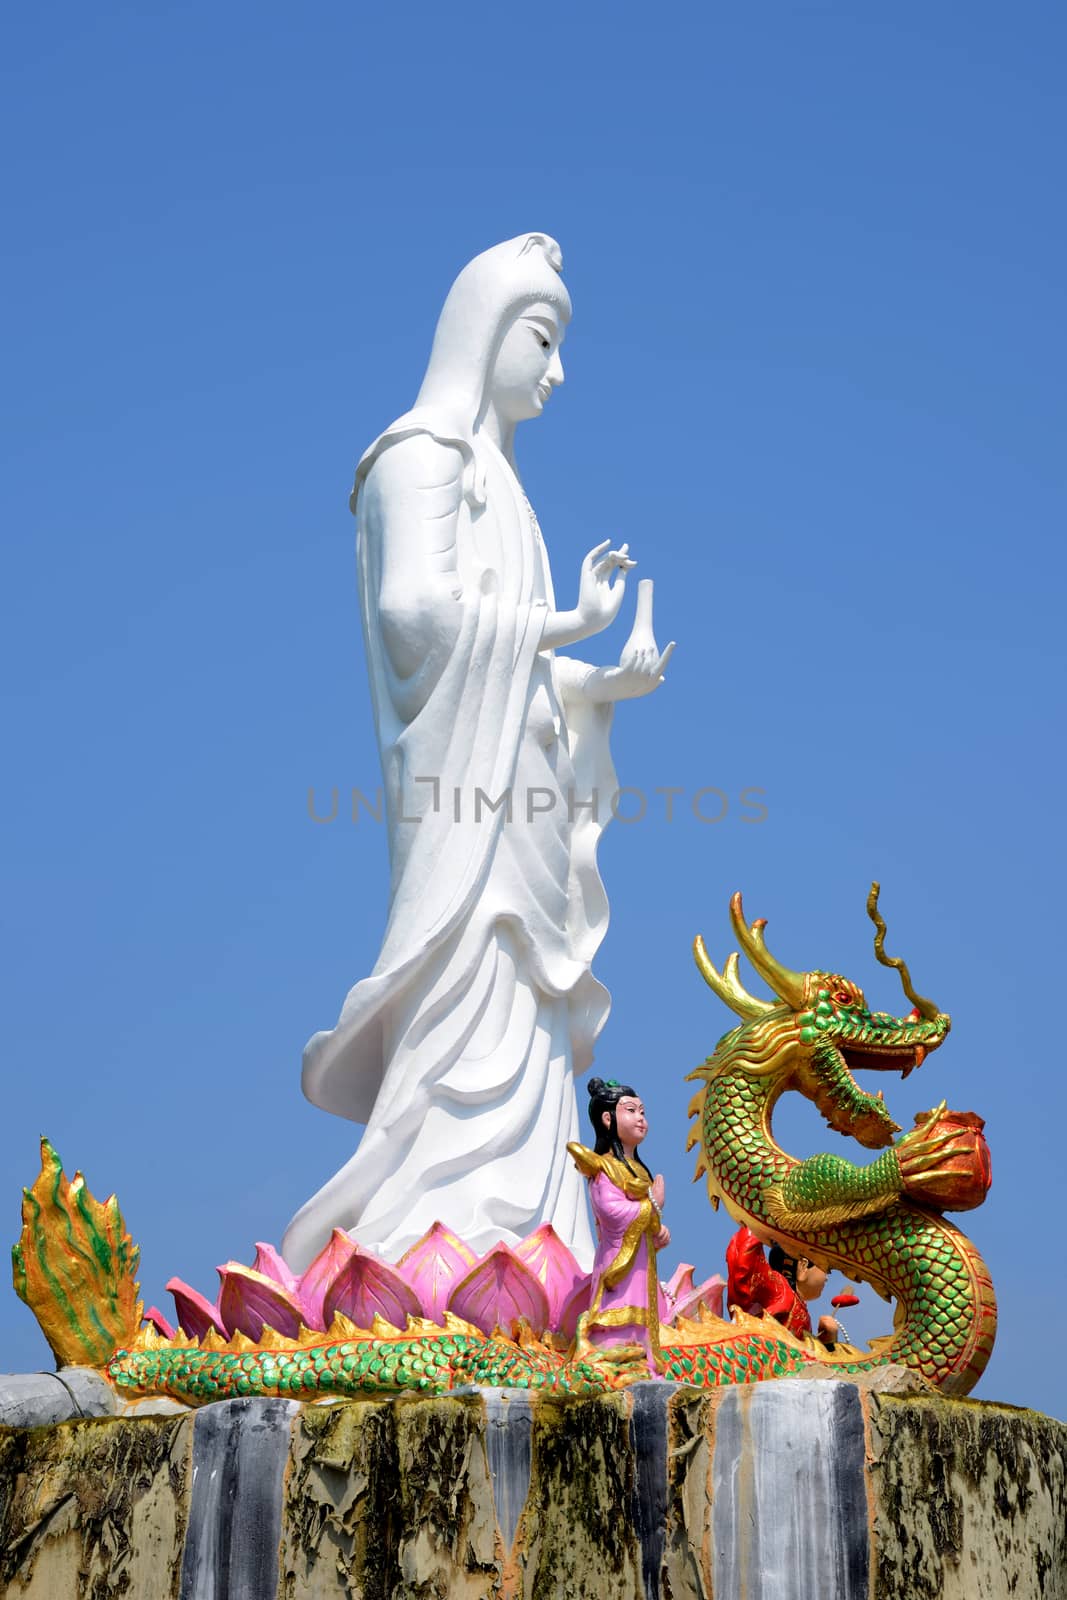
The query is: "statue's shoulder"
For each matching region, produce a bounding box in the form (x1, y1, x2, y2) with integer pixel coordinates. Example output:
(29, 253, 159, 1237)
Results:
(567, 1141, 602, 1179)
(361, 429, 464, 500)
(567, 1143, 647, 1195)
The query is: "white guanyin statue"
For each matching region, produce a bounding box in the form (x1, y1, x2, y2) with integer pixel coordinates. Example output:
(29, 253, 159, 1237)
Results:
(282, 234, 674, 1272)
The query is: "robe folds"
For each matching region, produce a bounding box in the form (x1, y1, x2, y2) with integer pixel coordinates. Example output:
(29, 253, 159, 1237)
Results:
(282, 426, 617, 1272)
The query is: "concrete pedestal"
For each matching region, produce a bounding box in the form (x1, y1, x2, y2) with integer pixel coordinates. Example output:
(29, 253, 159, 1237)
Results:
(1, 1379, 1064, 1597)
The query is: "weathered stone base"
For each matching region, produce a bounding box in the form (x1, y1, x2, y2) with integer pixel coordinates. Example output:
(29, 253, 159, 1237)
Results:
(1, 1381, 1064, 1598)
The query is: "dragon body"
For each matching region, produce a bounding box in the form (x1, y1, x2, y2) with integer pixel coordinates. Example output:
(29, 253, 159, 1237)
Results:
(15, 888, 995, 1405)
(106, 1318, 815, 1405)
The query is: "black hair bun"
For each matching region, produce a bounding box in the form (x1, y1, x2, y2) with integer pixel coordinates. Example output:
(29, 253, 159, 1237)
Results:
(587, 1077, 607, 1099)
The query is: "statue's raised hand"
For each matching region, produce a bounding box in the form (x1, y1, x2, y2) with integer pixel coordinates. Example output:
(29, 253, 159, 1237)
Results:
(575, 540, 636, 633)
(539, 539, 637, 650)
(584, 579, 676, 703)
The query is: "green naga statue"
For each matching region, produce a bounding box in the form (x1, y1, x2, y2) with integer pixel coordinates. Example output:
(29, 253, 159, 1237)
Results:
(688, 885, 995, 1398)
(13, 886, 995, 1405)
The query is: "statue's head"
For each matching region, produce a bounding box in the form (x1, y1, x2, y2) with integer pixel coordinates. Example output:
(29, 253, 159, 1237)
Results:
(416, 233, 572, 434)
(768, 1243, 830, 1302)
(588, 1077, 648, 1161)
(353, 234, 573, 508)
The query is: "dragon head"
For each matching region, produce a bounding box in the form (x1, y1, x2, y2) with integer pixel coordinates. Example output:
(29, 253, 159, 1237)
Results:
(692, 884, 950, 1151)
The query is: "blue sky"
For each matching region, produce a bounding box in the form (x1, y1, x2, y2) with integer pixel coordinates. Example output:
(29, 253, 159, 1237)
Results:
(3, 4, 1065, 1418)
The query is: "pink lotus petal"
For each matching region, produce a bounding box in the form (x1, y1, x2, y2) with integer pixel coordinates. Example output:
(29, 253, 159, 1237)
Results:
(323, 1252, 423, 1330)
(397, 1222, 478, 1322)
(297, 1229, 359, 1330)
(447, 1243, 551, 1337)
(167, 1277, 227, 1341)
(662, 1263, 697, 1307)
(670, 1273, 726, 1324)
(144, 1305, 176, 1339)
(251, 1241, 300, 1296)
(217, 1263, 306, 1340)
(557, 1274, 592, 1340)
(513, 1224, 585, 1328)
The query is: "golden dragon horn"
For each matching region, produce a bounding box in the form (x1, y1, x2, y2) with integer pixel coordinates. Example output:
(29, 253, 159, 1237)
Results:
(866, 881, 941, 1021)
(728, 892, 807, 1010)
(693, 937, 776, 1020)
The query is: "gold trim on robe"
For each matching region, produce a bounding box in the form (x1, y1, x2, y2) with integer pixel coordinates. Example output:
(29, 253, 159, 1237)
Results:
(567, 1143, 655, 1202)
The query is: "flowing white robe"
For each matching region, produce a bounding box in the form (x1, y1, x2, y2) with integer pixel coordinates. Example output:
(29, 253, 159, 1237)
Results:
(282, 429, 616, 1273)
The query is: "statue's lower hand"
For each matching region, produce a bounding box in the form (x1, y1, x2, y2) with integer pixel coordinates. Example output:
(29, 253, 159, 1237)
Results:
(583, 579, 675, 702)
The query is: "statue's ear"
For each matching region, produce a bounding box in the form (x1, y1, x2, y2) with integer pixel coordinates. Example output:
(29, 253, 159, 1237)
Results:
(601, 1111, 612, 1130)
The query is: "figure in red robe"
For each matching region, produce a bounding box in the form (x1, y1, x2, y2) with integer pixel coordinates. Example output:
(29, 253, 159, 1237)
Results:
(726, 1226, 841, 1346)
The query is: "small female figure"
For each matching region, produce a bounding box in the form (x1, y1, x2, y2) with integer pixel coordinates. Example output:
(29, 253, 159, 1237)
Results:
(567, 1078, 671, 1372)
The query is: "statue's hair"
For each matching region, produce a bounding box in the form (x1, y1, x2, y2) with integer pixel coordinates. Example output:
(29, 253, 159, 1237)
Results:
(768, 1243, 798, 1289)
(514, 233, 569, 312)
(519, 232, 562, 270)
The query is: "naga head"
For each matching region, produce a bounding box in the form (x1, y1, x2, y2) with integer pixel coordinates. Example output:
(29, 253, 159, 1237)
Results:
(692, 885, 950, 1150)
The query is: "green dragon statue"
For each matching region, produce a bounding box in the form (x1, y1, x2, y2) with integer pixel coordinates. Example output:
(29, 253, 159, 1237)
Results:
(13, 886, 995, 1404)
(688, 884, 995, 1397)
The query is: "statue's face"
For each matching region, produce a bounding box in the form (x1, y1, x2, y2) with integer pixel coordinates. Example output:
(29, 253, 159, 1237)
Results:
(796, 1258, 829, 1301)
(487, 300, 566, 427)
(606, 1095, 648, 1150)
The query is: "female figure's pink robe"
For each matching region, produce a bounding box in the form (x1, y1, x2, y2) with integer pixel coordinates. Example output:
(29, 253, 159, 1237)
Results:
(567, 1143, 664, 1372)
